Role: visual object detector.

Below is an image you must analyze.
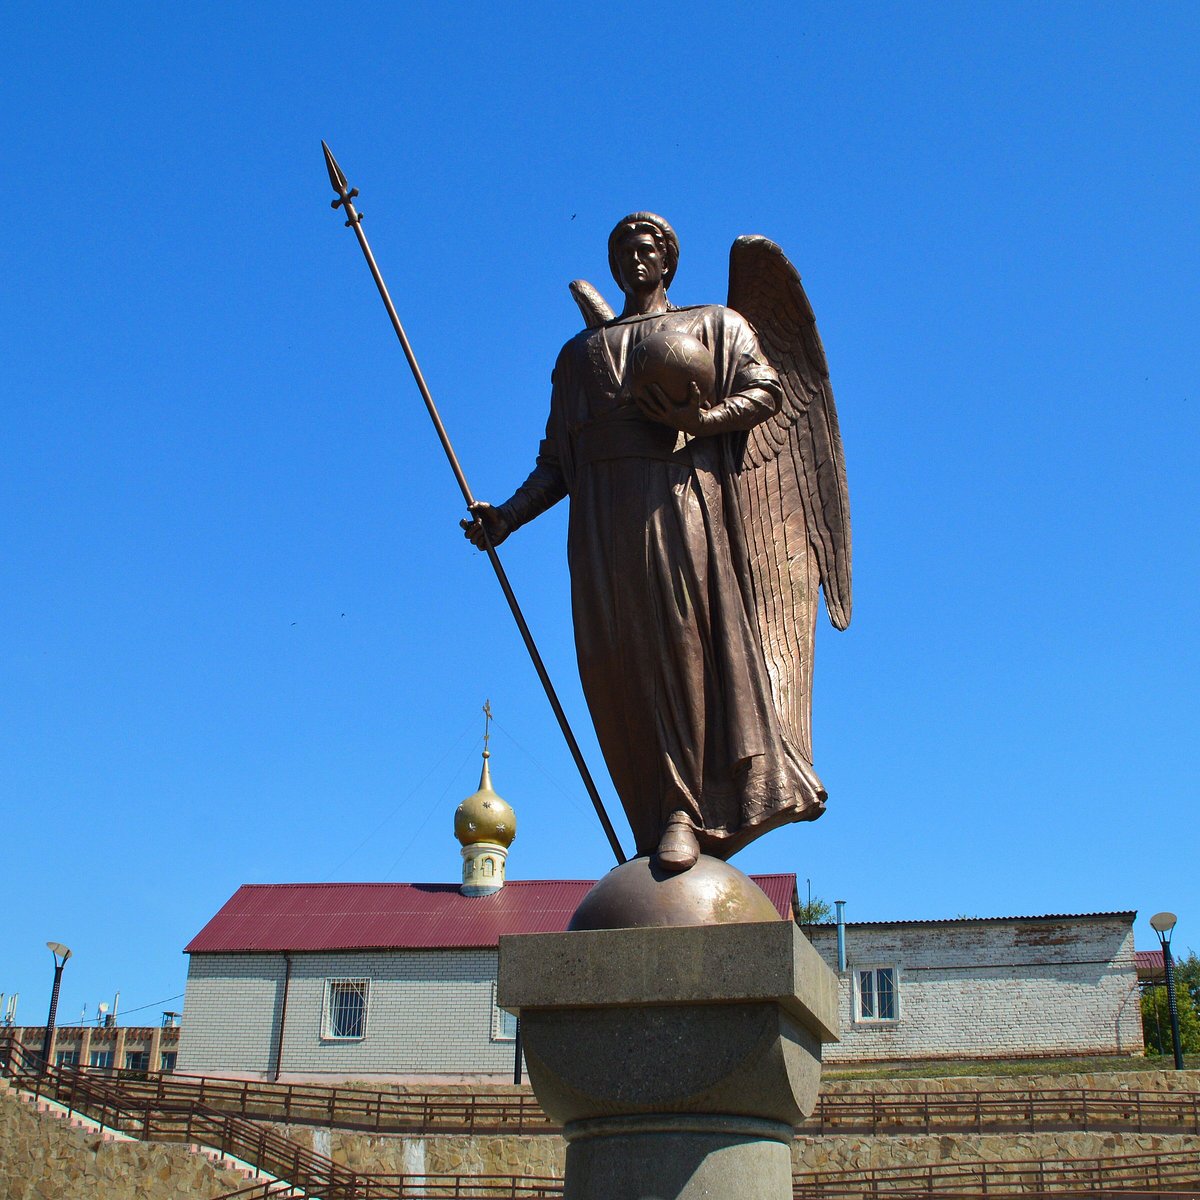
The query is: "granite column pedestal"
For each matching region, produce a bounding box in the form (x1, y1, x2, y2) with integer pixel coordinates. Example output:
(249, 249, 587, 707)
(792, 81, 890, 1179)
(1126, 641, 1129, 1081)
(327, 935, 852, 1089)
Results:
(498, 920, 839, 1200)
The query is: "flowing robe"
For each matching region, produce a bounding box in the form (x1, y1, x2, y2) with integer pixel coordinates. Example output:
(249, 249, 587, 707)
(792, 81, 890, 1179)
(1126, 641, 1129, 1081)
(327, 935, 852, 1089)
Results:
(500, 305, 826, 858)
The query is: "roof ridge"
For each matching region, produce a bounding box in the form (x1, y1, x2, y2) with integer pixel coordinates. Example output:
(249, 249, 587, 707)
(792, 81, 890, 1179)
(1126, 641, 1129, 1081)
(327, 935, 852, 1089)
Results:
(806, 911, 1137, 927)
(234, 879, 599, 889)
(234, 874, 794, 889)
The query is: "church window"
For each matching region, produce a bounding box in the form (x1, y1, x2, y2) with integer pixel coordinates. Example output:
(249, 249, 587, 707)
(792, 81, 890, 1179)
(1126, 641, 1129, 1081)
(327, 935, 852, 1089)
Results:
(856, 967, 898, 1021)
(323, 978, 370, 1040)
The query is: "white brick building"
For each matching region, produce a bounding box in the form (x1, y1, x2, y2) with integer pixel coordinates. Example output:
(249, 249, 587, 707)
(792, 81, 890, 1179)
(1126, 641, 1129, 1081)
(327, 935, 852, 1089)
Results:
(177, 875, 798, 1080)
(807, 911, 1143, 1064)
(179, 944, 520, 1079)
(178, 879, 1142, 1079)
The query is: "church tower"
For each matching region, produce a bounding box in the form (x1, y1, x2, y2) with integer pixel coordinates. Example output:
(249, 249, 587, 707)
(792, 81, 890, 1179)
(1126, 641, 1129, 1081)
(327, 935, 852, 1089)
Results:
(454, 701, 516, 897)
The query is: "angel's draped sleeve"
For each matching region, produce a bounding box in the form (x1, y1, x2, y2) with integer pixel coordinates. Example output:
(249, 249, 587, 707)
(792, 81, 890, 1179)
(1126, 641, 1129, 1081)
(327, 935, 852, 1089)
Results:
(699, 311, 783, 434)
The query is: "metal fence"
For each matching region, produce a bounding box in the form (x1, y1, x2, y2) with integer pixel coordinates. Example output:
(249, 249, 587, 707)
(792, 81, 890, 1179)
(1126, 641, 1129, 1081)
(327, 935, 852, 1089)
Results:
(793, 1149, 1200, 1198)
(8, 1039, 1198, 1140)
(6, 1032, 1200, 1200)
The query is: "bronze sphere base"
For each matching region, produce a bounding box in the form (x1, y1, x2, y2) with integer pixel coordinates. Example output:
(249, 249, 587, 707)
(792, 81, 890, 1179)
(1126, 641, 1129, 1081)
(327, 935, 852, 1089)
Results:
(568, 854, 782, 931)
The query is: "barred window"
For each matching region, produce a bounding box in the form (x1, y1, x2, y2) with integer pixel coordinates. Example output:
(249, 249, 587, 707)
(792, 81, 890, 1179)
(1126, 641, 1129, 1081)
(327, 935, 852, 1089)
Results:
(324, 978, 369, 1040)
(857, 967, 898, 1021)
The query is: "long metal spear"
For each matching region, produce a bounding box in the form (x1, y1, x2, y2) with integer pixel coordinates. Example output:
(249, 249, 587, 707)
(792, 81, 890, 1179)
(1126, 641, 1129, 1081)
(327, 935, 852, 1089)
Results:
(321, 141, 626, 865)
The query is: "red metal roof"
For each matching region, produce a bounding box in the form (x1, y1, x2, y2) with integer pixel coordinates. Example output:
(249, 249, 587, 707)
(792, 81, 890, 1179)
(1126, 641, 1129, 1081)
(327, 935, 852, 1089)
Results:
(1136, 949, 1165, 974)
(185, 875, 798, 954)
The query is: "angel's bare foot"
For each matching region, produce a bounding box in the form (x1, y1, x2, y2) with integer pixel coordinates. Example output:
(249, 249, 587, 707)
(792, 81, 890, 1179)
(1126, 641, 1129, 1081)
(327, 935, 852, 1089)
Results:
(656, 812, 699, 872)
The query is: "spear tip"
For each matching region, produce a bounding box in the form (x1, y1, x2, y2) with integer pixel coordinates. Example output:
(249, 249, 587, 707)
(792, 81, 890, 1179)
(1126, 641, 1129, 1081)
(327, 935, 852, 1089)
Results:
(321, 140, 350, 195)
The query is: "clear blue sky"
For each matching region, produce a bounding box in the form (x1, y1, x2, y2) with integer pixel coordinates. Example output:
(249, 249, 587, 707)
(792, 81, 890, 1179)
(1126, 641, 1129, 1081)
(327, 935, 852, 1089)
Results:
(3, 3, 1196, 1028)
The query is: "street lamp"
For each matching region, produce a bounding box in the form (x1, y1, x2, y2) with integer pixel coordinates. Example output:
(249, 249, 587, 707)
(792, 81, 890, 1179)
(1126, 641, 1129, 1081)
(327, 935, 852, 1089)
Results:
(40, 942, 72, 1073)
(1149, 912, 1184, 1070)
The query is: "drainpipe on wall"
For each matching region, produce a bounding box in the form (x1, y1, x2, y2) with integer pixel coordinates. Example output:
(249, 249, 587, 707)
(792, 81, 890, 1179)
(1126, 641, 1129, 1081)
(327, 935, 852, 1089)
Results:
(272, 952, 292, 1083)
(835, 900, 847, 972)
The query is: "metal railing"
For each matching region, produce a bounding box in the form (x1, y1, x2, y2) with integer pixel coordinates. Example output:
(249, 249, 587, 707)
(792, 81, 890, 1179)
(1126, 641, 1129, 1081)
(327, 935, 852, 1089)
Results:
(12, 1054, 552, 1134)
(208, 1177, 561, 1200)
(805, 1086, 1200, 1135)
(7, 1032, 1200, 1200)
(212, 1182, 301, 1200)
(2, 1035, 559, 1200)
(5, 1030, 1197, 1140)
(792, 1149, 1200, 1198)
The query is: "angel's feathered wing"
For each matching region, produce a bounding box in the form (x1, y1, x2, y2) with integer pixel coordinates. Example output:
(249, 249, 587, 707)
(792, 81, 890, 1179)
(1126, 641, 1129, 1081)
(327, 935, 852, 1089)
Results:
(569, 279, 615, 328)
(728, 236, 851, 762)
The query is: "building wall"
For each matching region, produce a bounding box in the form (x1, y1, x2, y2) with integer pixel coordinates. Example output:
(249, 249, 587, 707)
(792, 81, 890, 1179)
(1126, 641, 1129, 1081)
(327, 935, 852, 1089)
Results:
(5, 1025, 180, 1072)
(177, 954, 287, 1075)
(806, 916, 1143, 1063)
(178, 949, 517, 1078)
(178, 916, 1142, 1077)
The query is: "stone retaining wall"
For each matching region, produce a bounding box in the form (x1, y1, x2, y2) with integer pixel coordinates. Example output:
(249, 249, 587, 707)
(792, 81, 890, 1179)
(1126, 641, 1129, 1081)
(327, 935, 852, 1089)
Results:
(793, 1131, 1198, 1174)
(0, 1086, 250, 1200)
(261, 1067, 1200, 1180)
(7, 1067, 1198, 1196)
(270, 1070, 1200, 1180)
(268, 1123, 1199, 1180)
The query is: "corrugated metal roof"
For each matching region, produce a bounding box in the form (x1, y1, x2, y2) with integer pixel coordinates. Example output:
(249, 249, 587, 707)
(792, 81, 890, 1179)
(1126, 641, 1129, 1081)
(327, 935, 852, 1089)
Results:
(185, 875, 798, 954)
(806, 911, 1136, 929)
(1136, 949, 1165, 972)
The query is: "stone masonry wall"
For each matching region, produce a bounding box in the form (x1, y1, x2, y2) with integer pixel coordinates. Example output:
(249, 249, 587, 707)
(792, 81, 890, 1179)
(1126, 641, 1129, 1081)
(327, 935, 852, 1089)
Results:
(9, 1066, 1194, 1196)
(262, 1068, 1200, 1181)
(792, 1131, 1199, 1175)
(0, 1086, 247, 1200)
(179, 948, 517, 1078)
(269, 1122, 1199, 1181)
(807, 916, 1142, 1063)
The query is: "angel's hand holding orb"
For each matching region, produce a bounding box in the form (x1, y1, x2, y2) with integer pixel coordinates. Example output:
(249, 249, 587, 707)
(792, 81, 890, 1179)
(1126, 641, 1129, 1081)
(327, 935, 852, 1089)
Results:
(628, 330, 715, 434)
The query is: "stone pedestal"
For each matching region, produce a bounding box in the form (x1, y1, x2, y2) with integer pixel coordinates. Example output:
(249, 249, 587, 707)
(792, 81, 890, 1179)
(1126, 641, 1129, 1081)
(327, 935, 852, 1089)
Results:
(498, 920, 839, 1200)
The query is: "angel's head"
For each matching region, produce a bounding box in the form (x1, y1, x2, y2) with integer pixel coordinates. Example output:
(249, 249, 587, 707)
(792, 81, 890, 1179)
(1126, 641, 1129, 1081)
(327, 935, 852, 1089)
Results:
(609, 212, 679, 296)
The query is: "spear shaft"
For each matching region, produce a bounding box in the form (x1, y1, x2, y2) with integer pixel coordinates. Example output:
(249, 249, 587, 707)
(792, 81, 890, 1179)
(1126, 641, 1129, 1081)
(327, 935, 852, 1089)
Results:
(321, 141, 626, 865)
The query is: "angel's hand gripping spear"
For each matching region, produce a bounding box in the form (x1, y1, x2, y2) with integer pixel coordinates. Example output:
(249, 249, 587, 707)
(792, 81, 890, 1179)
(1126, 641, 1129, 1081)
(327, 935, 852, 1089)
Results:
(321, 141, 626, 865)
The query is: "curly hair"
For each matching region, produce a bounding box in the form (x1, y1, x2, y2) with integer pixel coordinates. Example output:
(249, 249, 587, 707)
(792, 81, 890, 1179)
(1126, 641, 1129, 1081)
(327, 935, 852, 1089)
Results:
(608, 212, 680, 291)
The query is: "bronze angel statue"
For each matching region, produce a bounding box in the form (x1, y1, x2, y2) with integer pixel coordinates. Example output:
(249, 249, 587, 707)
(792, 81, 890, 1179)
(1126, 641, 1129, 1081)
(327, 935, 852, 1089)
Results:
(463, 213, 850, 872)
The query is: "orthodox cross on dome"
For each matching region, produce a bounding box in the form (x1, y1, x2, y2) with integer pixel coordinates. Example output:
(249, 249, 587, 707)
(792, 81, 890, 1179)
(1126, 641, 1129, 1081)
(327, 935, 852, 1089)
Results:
(482, 698, 493, 760)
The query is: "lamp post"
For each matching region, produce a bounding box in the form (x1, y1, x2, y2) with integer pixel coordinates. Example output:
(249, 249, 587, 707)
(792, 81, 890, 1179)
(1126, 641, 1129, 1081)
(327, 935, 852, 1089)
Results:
(40, 942, 72, 1072)
(1149, 912, 1184, 1070)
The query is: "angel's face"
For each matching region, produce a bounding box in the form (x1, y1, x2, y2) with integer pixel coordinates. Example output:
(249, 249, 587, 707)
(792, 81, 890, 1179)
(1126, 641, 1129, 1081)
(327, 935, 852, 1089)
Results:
(615, 232, 666, 295)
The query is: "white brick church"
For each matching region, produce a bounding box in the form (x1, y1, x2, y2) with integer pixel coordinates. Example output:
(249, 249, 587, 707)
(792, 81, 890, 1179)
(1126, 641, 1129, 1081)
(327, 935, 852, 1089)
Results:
(177, 755, 1142, 1079)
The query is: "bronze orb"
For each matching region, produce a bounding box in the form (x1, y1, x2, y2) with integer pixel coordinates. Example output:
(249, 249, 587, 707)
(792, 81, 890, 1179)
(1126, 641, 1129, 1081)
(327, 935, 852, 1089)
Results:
(628, 331, 716, 407)
(569, 854, 783, 931)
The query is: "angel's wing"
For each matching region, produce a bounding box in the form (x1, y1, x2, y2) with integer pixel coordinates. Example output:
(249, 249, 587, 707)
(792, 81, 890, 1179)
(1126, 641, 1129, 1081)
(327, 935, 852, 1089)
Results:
(728, 236, 851, 760)
(569, 279, 615, 328)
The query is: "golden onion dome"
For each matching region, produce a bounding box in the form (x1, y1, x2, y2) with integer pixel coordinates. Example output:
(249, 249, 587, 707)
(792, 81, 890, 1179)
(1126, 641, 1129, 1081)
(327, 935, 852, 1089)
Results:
(454, 754, 516, 848)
